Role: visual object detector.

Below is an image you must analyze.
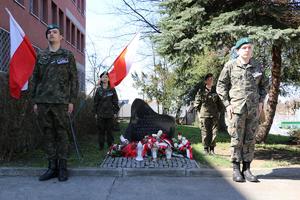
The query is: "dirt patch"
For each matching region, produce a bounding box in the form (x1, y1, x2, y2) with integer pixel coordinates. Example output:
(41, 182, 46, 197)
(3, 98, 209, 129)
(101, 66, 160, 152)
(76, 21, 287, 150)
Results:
(213, 144, 300, 168)
(254, 146, 300, 166)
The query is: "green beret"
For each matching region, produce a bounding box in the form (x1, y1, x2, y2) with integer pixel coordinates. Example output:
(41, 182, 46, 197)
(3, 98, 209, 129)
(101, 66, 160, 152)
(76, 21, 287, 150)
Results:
(45, 24, 61, 38)
(235, 37, 252, 49)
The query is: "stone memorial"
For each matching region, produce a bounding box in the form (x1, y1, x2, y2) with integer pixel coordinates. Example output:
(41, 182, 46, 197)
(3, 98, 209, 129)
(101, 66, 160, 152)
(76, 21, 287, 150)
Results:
(124, 98, 175, 141)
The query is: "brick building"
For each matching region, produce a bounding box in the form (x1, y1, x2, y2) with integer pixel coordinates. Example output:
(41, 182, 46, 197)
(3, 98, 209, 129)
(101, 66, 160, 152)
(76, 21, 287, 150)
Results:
(0, 0, 86, 92)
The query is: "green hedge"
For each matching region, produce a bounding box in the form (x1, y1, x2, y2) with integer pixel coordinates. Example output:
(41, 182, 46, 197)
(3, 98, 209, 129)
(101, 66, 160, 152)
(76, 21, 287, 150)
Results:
(0, 72, 41, 161)
(0, 72, 97, 161)
(73, 94, 98, 136)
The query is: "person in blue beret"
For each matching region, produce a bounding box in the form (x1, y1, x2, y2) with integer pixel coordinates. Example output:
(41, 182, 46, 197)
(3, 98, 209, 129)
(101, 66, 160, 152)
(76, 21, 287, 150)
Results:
(217, 37, 269, 182)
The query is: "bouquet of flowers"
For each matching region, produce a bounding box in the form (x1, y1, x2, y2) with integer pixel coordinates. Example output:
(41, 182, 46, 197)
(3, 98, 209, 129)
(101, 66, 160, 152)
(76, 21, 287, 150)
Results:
(107, 131, 193, 160)
(172, 132, 193, 159)
(142, 130, 173, 158)
(108, 135, 137, 158)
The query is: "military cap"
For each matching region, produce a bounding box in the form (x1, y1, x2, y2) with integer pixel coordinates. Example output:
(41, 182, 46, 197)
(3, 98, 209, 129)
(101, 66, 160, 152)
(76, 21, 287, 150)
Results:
(235, 37, 252, 49)
(45, 24, 61, 38)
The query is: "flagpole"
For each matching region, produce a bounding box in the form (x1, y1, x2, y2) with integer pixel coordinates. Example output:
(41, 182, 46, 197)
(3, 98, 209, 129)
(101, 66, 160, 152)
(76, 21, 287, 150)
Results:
(105, 32, 139, 73)
(5, 8, 11, 15)
(105, 62, 115, 74)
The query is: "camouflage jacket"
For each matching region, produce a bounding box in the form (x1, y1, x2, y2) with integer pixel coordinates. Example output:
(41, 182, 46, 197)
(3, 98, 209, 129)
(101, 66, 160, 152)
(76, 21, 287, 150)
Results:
(31, 48, 79, 104)
(216, 58, 268, 114)
(194, 85, 223, 118)
(93, 86, 120, 118)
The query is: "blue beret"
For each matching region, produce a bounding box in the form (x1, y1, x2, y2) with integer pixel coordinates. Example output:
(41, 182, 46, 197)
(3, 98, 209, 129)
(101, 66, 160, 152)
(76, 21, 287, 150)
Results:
(46, 24, 61, 38)
(235, 37, 252, 49)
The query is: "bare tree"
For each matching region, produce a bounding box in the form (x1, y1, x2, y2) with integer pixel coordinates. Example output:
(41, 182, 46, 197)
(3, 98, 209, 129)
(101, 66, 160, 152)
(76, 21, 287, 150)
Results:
(85, 36, 113, 95)
(120, 0, 161, 33)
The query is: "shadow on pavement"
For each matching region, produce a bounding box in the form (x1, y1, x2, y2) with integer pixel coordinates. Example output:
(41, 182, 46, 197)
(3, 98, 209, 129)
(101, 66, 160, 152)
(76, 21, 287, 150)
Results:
(257, 167, 300, 180)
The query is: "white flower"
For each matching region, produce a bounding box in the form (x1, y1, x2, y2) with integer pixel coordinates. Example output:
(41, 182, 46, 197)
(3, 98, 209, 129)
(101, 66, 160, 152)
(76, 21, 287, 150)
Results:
(120, 135, 129, 144)
(182, 137, 188, 145)
(178, 134, 182, 140)
(157, 130, 163, 137)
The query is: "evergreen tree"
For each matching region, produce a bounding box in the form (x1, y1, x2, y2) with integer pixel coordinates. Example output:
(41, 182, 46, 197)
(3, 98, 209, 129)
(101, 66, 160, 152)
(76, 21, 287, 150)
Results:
(154, 0, 300, 142)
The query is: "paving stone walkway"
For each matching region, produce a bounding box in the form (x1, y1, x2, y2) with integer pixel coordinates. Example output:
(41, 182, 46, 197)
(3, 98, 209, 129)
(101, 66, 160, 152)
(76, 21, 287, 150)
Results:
(100, 156, 199, 169)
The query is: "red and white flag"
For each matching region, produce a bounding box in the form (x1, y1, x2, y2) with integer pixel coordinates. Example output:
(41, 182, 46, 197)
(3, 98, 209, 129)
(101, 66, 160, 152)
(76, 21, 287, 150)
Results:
(108, 33, 140, 88)
(6, 9, 36, 99)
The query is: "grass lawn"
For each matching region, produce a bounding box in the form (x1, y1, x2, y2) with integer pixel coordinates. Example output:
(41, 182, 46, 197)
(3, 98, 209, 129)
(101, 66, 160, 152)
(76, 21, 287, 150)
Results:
(0, 122, 299, 169)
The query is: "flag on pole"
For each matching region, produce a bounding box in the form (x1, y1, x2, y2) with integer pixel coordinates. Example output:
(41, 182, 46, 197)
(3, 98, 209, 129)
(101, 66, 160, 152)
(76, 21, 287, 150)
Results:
(6, 8, 36, 99)
(108, 33, 140, 88)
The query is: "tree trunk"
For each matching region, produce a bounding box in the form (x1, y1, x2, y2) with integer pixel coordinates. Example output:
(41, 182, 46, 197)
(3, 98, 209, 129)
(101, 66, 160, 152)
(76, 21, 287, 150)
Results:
(175, 101, 183, 124)
(256, 42, 282, 143)
(156, 100, 160, 114)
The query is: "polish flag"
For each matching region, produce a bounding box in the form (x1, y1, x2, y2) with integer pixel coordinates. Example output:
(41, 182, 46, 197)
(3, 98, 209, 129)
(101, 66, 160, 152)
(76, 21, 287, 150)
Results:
(108, 33, 140, 88)
(7, 9, 36, 99)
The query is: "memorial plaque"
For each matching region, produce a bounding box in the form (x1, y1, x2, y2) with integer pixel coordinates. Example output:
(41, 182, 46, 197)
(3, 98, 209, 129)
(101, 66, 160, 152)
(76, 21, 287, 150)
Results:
(124, 98, 175, 141)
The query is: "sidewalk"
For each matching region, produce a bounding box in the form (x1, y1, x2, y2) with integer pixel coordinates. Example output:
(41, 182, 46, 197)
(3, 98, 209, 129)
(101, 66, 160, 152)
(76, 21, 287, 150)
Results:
(1, 166, 300, 178)
(0, 176, 299, 200)
(1, 160, 300, 200)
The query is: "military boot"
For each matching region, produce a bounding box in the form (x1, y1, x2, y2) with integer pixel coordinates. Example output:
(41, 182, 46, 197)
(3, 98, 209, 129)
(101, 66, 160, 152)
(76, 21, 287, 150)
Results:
(242, 161, 259, 182)
(204, 147, 209, 155)
(58, 159, 68, 182)
(209, 146, 216, 155)
(232, 161, 245, 182)
(39, 160, 58, 181)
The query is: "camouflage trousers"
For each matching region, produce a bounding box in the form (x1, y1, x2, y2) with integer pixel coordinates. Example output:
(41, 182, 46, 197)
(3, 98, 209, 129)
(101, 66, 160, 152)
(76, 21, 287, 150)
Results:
(226, 105, 259, 162)
(37, 104, 70, 160)
(199, 117, 218, 148)
(96, 117, 114, 149)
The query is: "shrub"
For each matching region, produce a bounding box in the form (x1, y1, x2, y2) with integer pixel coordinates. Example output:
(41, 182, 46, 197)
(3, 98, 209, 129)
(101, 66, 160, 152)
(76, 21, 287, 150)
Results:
(289, 129, 300, 145)
(0, 72, 42, 161)
(0, 72, 97, 161)
(74, 94, 98, 136)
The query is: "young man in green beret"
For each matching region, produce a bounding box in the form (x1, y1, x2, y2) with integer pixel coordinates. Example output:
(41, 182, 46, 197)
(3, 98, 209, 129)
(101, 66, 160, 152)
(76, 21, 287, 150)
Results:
(217, 37, 268, 182)
(31, 24, 79, 182)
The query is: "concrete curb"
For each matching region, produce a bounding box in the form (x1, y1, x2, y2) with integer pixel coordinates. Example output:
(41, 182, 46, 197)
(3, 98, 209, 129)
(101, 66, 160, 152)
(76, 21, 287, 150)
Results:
(1, 167, 300, 178)
(123, 168, 186, 177)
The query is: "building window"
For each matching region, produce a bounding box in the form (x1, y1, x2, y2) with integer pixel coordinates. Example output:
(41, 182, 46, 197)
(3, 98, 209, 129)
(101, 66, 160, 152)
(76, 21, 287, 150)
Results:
(40, 0, 48, 23)
(77, 0, 81, 11)
(15, 0, 25, 6)
(0, 28, 10, 72)
(81, 0, 85, 15)
(79, 70, 85, 92)
(66, 17, 71, 42)
(51, 1, 57, 24)
(80, 33, 85, 52)
(71, 24, 75, 46)
(59, 9, 64, 35)
(30, 0, 39, 17)
(77, 30, 80, 50)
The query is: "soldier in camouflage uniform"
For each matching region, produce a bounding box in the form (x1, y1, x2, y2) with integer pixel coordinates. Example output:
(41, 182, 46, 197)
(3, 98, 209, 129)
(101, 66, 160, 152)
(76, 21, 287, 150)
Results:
(94, 72, 119, 150)
(31, 24, 78, 182)
(217, 38, 268, 182)
(194, 73, 223, 155)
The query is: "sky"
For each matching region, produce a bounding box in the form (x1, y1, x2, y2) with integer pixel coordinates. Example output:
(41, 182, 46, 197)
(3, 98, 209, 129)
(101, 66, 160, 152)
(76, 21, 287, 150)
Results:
(86, 1, 300, 104)
(86, 0, 149, 102)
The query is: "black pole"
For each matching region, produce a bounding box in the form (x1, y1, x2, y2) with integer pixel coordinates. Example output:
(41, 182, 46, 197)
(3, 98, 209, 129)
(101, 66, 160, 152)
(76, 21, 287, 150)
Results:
(68, 113, 83, 160)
